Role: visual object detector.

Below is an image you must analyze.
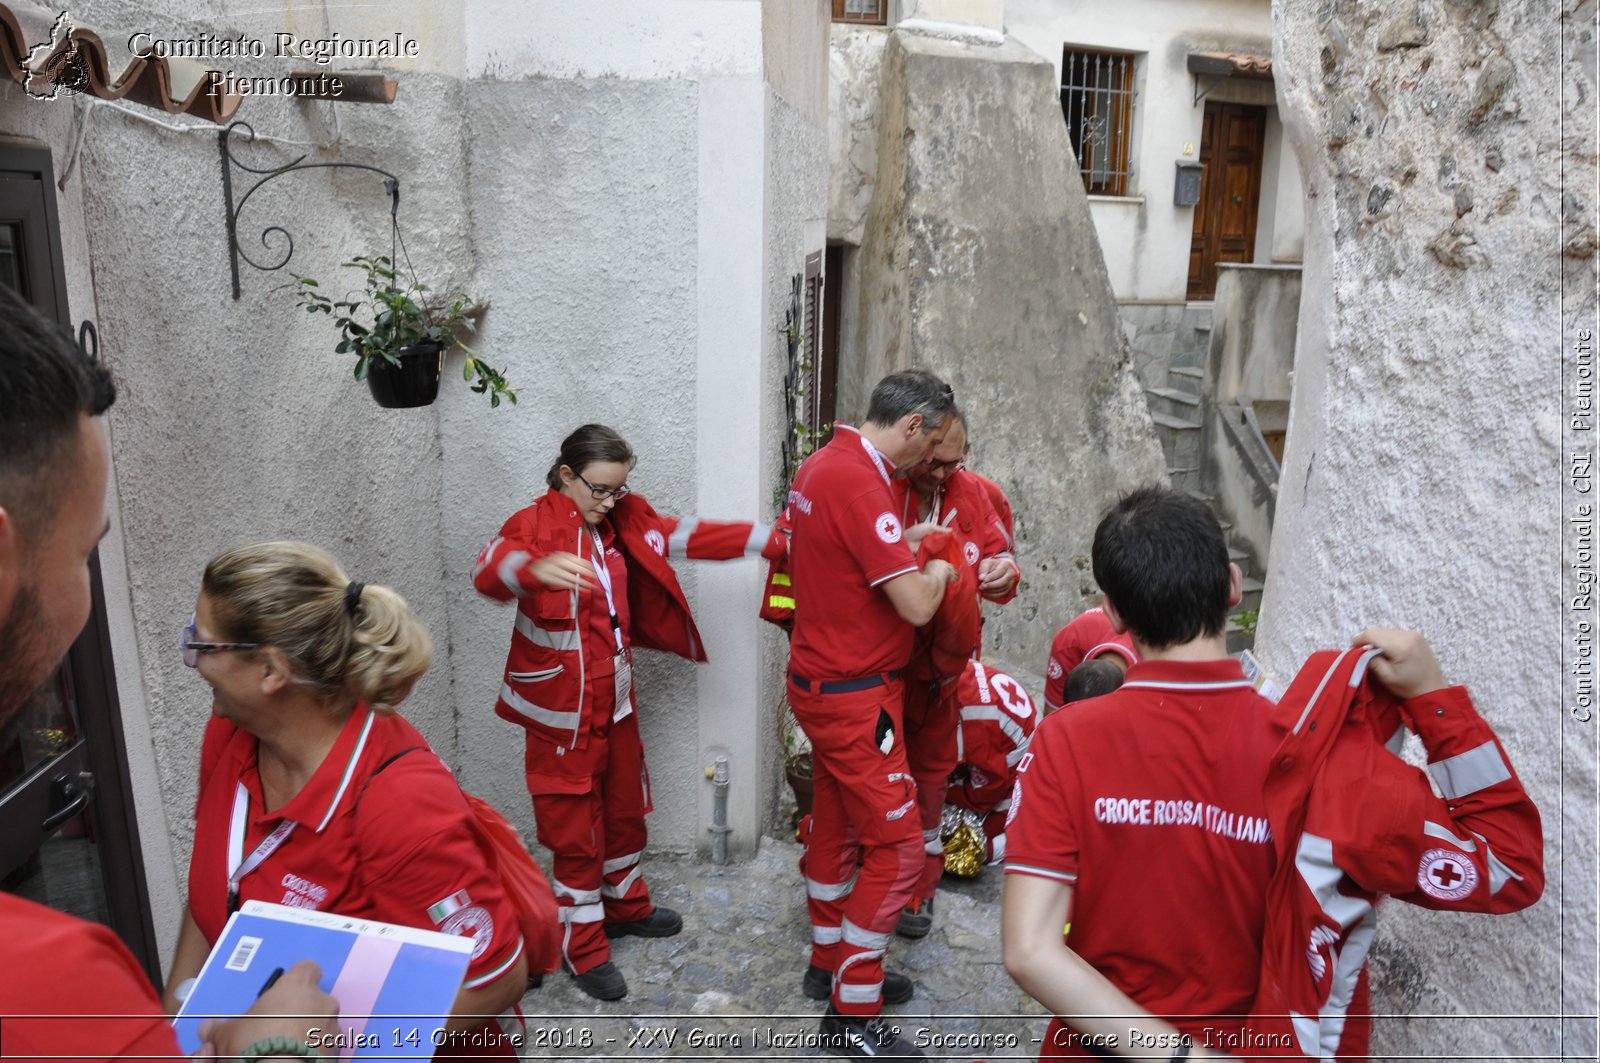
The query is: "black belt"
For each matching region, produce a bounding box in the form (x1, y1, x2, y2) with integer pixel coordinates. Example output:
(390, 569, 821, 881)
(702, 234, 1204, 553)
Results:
(788, 670, 901, 695)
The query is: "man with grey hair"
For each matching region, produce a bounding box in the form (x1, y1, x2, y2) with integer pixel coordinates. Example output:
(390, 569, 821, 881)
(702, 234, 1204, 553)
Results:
(785, 367, 958, 1057)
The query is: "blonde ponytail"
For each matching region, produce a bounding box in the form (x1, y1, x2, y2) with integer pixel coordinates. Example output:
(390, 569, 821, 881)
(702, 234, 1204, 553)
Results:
(202, 541, 432, 713)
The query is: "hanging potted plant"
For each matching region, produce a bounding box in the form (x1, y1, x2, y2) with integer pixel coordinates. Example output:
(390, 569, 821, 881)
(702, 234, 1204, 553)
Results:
(289, 255, 517, 409)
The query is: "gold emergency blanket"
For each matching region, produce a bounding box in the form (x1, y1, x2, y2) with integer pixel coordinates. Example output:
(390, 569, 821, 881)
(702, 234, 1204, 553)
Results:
(940, 805, 987, 878)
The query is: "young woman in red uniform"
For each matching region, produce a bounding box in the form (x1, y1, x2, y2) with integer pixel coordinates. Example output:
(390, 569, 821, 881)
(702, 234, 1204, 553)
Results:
(472, 423, 763, 1001)
(163, 541, 528, 1055)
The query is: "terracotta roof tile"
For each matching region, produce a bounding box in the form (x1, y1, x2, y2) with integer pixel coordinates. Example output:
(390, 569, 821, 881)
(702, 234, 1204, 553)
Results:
(0, 3, 244, 124)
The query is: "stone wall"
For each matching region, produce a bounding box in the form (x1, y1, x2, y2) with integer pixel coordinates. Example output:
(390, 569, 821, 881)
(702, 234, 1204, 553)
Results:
(842, 28, 1167, 678)
(1260, 0, 1596, 1055)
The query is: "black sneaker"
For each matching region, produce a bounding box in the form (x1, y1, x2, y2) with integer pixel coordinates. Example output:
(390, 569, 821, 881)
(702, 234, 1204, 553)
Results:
(802, 964, 914, 1005)
(819, 1005, 925, 1058)
(603, 906, 683, 938)
(571, 961, 628, 1001)
(895, 897, 934, 939)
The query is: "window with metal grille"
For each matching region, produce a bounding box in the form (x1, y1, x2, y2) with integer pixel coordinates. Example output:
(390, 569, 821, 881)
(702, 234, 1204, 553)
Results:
(833, 0, 889, 25)
(1060, 48, 1136, 196)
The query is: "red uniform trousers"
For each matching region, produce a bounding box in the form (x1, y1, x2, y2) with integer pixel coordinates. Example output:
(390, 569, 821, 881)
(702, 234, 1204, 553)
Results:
(792, 676, 922, 1017)
(524, 682, 654, 976)
(901, 676, 960, 902)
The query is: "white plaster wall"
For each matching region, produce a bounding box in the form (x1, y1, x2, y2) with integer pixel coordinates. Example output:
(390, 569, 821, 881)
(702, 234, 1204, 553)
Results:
(1261, 0, 1594, 1055)
(450, 0, 821, 855)
(1005, 0, 1302, 302)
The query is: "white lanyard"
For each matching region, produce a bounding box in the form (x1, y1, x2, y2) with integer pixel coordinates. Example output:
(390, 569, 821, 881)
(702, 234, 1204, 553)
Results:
(227, 782, 296, 909)
(904, 485, 946, 527)
(850, 428, 893, 487)
(590, 527, 625, 653)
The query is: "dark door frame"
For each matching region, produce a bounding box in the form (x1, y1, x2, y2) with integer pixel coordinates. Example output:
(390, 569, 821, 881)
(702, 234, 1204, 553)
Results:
(0, 141, 161, 983)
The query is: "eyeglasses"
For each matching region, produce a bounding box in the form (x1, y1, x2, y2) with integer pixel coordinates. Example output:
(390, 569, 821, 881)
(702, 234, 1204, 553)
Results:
(576, 472, 631, 501)
(181, 614, 260, 668)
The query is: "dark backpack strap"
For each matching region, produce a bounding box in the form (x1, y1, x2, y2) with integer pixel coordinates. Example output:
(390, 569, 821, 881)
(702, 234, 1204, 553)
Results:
(355, 746, 422, 809)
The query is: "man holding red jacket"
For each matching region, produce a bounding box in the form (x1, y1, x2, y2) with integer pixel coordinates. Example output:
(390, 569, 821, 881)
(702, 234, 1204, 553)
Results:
(786, 369, 959, 1058)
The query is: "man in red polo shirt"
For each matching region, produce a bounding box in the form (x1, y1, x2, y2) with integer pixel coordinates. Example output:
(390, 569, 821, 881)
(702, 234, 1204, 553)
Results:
(1001, 487, 1542, 1061)
(787, 368, 958, 1058)
(894, 411, 1019, 937)
(0, 284, 335, 1060)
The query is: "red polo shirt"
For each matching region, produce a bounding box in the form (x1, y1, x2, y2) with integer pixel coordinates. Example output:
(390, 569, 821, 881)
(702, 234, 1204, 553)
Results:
(787, 424, 920, 680)
(0, 893, 178, 1061)
(1043, 607, 1139, 709)
(190, 709, 523, 991)
(1005, 659, 1280, 1055)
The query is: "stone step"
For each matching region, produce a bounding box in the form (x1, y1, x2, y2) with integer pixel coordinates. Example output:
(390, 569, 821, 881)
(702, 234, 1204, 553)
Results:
(1167, 465, 1203, 492)
(1228, 545, 1251, 564)
(1144, 387, 1202, 423)
(1181, 303, 1214, 332)
(1169, 366, 1205, 382)
(1149, 412, 1202, 466)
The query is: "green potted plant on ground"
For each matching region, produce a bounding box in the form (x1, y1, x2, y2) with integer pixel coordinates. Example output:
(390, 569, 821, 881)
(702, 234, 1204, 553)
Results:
(289, 255, 517, 409)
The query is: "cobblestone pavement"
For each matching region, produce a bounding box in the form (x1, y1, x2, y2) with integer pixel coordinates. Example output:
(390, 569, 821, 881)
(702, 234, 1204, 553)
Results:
(514, 834, 1049, 1062)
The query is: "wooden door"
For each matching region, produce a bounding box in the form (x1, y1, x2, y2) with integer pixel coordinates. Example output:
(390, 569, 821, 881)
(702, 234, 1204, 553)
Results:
(1187, 102, 1265, 300)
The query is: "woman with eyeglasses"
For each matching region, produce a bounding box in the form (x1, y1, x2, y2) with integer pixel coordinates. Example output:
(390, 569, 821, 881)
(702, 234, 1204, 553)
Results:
(162, 541, 529, 1055)
(472, 423, 765, 1001)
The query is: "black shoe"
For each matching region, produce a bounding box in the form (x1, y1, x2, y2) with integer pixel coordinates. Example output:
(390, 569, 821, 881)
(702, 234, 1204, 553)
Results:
(604, 905, 683, 938)
(895, 897, 934, 939)
(819, 1005, 925, 1058)
(802, 964, 914, 1005)
(571, 961, 627, 1001)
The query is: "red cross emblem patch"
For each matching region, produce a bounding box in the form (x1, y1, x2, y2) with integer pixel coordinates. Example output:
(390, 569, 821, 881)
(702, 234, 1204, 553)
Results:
(874, 512, 903, 544)
(1417, 847, 1479, 901)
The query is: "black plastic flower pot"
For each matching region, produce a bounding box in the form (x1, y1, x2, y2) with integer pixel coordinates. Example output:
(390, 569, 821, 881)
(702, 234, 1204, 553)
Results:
(365, 341, 444, 408)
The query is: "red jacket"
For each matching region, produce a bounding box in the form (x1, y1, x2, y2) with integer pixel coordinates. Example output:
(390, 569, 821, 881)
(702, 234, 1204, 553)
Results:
(1253, 647, 1544, 1060)
(946, 660, 1038, 814)
(966, 470, 1016, 553)
(473, 489, 764, 748)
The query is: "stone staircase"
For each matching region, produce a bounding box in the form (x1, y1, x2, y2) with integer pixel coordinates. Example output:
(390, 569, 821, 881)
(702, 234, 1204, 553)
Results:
(1141, 304, 1264, 652)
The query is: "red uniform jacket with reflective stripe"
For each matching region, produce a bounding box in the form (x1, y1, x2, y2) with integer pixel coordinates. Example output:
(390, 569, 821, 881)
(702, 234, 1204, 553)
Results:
(473, 489, 765, 748)
(946, 660, 1038, 814)
(1251, 647, 1544, 1061)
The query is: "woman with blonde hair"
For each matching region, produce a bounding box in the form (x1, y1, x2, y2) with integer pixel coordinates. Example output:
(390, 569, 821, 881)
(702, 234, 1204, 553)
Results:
(163, 541, 528, 1055)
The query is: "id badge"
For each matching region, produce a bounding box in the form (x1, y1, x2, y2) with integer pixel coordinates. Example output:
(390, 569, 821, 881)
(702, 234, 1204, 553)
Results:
(612, 652, 634, 722)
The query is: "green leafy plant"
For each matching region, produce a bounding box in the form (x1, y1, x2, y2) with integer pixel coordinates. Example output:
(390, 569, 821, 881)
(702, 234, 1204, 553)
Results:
(1234, 606, 1260, 638)
(289, 255, 517, 408)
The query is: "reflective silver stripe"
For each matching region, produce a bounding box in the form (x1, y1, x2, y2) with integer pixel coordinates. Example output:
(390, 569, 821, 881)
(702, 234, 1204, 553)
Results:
(1289, 649, 1357, 735)
(993, 797, 1011, 812)
(500, 683, 581, 731)
(1289, 1013, 1321, 1061)
(667, 517, 699, 556)
(1384, 724, 1407, 756)
(811, 924, 843, 946)
(603, 848, 645, 874)
(508, 666, 562, 683)
(922, 828, 940, 841)
(1295, 833, 1378, 1061)
(497, 550, 532, 596)
(924, 837, 945, 856)
(560, 902, 604, 924)
(1429, 740, 1513, 799)
(551, 880, 601, 905)
(960, 705, 1027, 751)
(471, 538, 501, 580)
(1423, 819, 1477, 852)
(955, 724, 966, 761)
(1005, 733, 1033, 767)
(988, 833, 1006, 863)
(805, 873, 857, 902)
(1476, 834, 1523, 894)
(836, 950, 887, 1003)
(841, 920, 891, 950)
(744, 523, 770, 555)
(602, 864, 644, 899)
(514, 612, 580, 651)
(837, 979, 884, 1005)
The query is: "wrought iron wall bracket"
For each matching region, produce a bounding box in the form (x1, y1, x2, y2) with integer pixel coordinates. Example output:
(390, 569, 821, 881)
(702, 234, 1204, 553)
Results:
(219, 120, 401, 300)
